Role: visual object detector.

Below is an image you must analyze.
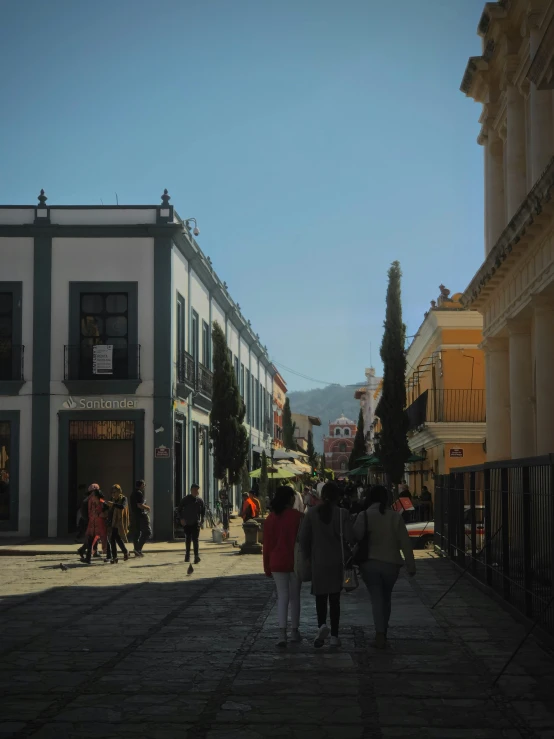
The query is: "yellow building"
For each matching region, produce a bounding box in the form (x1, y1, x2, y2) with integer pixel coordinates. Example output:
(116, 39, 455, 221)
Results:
(405, 287, 486, 493)
(461, 1, 554, 460)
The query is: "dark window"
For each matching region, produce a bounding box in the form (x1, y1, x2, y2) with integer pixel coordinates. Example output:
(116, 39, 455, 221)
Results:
(246, 370, 251, 423)
(0, 421, 11, 521)
(192, 423, 199, 484)
(228, 348, 232, 365)
(344, 428, 350, 436)
(335, 428, 341, 436)
(0, 293, 13, 381)
(234, 356, 239, 383)
(191, 310, 199, 363)
(254, 379, 259, 429)
(202, 321, 210, 367)
(240, 364, 245, 398)
(176, 294, 185, 357)
(79, 292, 129, 378)
(339, 442, 346, 452)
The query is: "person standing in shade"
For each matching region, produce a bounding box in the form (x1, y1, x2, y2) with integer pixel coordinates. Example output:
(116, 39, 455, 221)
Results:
(263, 485, 304, 648)
(130, 480, 151, 558)
(83, 487, 110, 564)
(354, 485, 416, 648)
(299, 481, 353, 649)
(219, 485, 231, 537)
(178, 483, 205, 564)
(241, 490, 260, 522)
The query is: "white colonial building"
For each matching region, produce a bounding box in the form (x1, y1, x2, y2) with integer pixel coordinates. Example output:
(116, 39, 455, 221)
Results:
(0, 191, 274, 538)
(461, 0, 554, 460)
(354, 367, 382, 451)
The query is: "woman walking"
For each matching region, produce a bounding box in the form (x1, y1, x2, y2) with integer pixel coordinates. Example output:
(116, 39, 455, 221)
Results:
(354, 485, 416, 648)
(83, 486, 109, 564)
(263, 485, 304, 648)
(107, 484, 130, 563)
(300, 481, 352, 649)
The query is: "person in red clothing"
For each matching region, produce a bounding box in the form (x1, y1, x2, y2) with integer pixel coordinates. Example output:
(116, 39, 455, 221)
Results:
(263, 485, 304, 648)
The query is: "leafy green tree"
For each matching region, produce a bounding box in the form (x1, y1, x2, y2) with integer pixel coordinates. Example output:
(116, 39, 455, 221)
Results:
(319, 450, 326, 478)
(209, 321, 249, 484)
(240, 464, 251, 493)
(259, 450, 269, 513)
(377, 261, 410, 484)
(349, 408, 366, 469)
(282, 397, 296, 450)
(307, 430, 317, 471)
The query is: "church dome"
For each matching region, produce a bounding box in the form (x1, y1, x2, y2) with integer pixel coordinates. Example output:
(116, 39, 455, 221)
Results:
(333, 414, 354, 425)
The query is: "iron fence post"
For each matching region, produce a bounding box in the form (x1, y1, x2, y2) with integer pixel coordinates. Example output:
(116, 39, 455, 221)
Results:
(470, 470, 477, 576)
(484, 467, 492, 587)
(501, 466, 510, 602)
(522, 464, 533, 617)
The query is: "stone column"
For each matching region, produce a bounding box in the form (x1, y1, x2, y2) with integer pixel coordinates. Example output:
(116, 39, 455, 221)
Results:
(533, 296, 554, 455)
(529, 18, 554, 184)
(506, 83, 528, 219)
(485, 130, 506, 253)
(483, 338, 511, 461)
(508, 320, 535, 459)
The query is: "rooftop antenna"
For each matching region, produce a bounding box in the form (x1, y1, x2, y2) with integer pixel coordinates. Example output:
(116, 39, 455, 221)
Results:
(115, 192, 119, 205)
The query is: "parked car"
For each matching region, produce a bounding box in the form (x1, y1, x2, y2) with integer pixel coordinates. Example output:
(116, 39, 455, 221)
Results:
(406, 505, 485, 551)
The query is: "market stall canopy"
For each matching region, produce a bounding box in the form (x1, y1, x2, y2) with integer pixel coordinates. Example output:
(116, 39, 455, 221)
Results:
(407, 453, 426, 463)
(348, 467, 369, 477)
(249, 467, 296, 480)
(276, 460, 311, 475)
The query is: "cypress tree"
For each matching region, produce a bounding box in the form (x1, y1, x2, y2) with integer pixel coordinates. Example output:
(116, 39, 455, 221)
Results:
(282, 397, 296, 450)
(307, 430, 317, 471)
(378, 261, 410, 484)
(259, 450, 269, 508)
(349, 408, 366, 469)
(209, 321, 249, 484)
(319, 450, 326, 478)
(240, 463, 251, 493)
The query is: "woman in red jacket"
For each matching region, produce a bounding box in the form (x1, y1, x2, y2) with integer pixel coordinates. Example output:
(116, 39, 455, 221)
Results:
(263, 485, 304, 648)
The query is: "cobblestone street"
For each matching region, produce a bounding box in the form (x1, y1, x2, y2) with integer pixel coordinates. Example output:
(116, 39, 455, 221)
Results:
(1, 543, 554, 739)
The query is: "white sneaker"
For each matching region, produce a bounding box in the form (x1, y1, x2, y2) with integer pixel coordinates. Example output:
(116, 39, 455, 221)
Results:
(330, 636, 341, 647)
(313, 625, 330, 648)
(290, 629, 302, 643)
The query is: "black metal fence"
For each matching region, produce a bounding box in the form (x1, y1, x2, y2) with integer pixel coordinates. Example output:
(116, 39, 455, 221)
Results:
(435, 455, 554, 636)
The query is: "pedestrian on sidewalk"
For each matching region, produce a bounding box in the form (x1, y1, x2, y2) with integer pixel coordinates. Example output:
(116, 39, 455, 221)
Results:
(241, 490, 260, 522)
(263, 485, 304, 648)
(178, 483, 205, 564)
(83, 487, 110, 564)
(107, 484, 130, 563)
(130, 480, 151, 558)
(299, 481, 353, 649)
(75, 484, 88, 542)
(353, 485, 416, 649)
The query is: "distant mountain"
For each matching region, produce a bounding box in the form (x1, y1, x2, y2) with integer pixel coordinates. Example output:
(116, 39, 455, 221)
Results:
(288, 385, 361, 454)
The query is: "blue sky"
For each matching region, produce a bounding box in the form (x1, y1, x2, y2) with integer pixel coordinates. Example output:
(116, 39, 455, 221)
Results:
(0, 0, 485, 391)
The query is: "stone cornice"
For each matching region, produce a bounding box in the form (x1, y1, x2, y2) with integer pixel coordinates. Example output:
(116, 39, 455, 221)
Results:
(528, 12, 554, 88)
(460, 55, 490, 100)
(409, 423, 487, 447)
(462, 156, 554, 309)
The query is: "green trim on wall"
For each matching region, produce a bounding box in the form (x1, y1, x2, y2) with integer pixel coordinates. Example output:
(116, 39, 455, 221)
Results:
(30, 234, 52, 537)
(153, 235, 174, 540)
(0, 381, 25, 395)
(57, 409, 145, 537)
(0, 410, 20, 531)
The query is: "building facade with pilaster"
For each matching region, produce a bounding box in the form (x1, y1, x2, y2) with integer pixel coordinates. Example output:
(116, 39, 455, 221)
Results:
(0, 191, 274, 539)
(461, 0, 554, 460)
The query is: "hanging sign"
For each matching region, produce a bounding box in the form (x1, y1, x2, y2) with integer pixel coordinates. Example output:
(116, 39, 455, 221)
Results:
(449, 448, 464, 458)
(93, 345, 113, 375)
(155, 445, 171, 459)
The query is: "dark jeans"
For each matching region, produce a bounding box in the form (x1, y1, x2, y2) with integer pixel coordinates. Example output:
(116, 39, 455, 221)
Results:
(315, 592, 341, 637)
(221, 508, 230, 530)
(360, 560, 400, 635)
(75, 518, 87, 540)
(111, 528, 128, 558)
(184, 524, 200, 557)
(84, 535, 111, 561)
(133, 515, 152, 552)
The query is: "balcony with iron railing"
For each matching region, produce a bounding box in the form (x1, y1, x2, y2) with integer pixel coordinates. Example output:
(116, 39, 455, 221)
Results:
(64, 344, 141, 394)
(406, 389, 486, 430)
(176, 350, 196, 393)
(0, 342, 24, 393)
(197, 363, 213, 397)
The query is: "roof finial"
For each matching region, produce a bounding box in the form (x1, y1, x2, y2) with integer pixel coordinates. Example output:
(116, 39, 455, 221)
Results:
(38, 189, 47, 206)
(161, 189, 171, 206)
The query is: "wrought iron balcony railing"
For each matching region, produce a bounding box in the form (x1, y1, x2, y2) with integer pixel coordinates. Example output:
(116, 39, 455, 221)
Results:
(64, 344, 141, 381)
(197, 363, 213, 397)
(406, 389, 486, 430)
(0, 342, 24, 381)
(177, 350, 196, 386)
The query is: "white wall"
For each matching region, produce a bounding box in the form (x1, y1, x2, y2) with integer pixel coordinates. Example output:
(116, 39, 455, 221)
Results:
(51, 209, 157, 225)
(0, 237, 34, 381)
(0, 209, 34, 225)
(229, 325, 239, 357)
(212, 299, 225, 332)
(190, 271, 210, 327)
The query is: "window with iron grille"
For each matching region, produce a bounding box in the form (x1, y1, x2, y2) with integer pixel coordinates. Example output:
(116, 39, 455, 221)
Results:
(79, 293, 129, 378)
(0, 293, 13, 381)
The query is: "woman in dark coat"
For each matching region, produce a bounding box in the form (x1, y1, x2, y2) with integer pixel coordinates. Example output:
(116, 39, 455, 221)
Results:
(299, 482, 353, 649)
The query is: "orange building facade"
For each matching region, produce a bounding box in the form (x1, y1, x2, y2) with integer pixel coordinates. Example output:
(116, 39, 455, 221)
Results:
(272, 368, 287, 448)
(404, 287, 486, 494)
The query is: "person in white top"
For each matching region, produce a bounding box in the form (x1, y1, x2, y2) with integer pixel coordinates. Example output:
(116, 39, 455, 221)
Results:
(292, 489, 305, 513)
(353, 485, 416, 649)
(316, 478, 325, 496)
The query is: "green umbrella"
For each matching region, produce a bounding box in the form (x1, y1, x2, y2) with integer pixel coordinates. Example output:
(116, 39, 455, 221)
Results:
(249, 467, 296, 480)
(348, 467, 369, 477)
(407, 453, 426, 463)
(355, 455, 374, 464)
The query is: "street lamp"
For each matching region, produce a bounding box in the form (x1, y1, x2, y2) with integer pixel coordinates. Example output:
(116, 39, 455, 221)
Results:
(184, 217, 200, 237)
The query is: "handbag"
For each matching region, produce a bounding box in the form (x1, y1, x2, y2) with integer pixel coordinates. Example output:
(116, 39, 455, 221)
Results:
(352, 510, 370, 566)
(339, 508, 359, 592)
